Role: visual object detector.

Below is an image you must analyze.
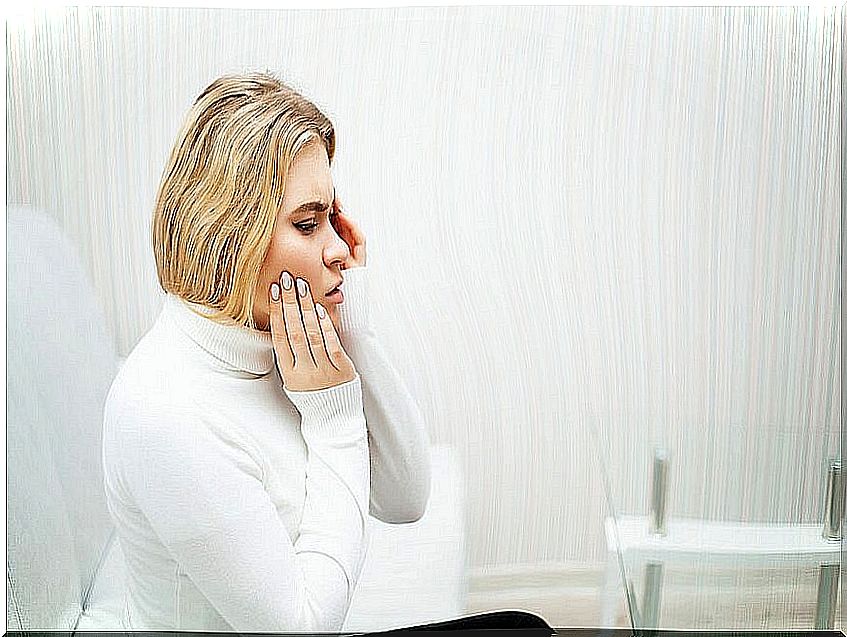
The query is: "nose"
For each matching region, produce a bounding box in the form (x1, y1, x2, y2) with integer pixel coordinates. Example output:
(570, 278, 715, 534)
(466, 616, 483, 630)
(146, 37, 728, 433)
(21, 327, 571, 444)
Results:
(323, 222, 350, 269)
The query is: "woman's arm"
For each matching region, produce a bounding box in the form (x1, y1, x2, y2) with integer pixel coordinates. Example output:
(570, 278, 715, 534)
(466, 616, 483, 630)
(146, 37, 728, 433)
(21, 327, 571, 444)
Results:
(336, 266, 432, 524)
(113, 376, 369, 633)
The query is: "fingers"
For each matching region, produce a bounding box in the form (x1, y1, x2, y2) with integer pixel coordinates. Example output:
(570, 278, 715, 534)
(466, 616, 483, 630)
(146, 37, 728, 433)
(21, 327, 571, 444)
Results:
(334, 211, 355, 247)
(269, 271, 336, 369)
(345, 213, 366, 248)
(333, 206, 367, 268)
(333, 211, 355, 270)
(269, 272, 296, 368)
(268, 283, 293, 376)
(292, 276, 325, 367)
(269, 269, 357, 390)
(315, 302, 345, 371)
(336, 201, 364, 241)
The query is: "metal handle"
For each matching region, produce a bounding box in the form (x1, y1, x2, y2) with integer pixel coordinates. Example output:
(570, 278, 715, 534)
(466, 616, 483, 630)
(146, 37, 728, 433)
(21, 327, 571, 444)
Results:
(649, 448, 669, 536)
(822, 459, 843, 541)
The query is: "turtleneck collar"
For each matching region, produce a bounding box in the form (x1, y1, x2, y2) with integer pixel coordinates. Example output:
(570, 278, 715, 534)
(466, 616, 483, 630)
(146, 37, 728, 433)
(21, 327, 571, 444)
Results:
(162, 293, 275, 376)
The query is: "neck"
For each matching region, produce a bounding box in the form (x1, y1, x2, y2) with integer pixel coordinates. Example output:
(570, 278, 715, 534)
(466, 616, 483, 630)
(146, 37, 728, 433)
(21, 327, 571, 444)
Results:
(163, 293, 275, 375)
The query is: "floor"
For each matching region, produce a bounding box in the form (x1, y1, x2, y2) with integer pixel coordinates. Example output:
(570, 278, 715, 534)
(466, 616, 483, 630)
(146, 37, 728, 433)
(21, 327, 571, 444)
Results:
(465, 563, 841, 630)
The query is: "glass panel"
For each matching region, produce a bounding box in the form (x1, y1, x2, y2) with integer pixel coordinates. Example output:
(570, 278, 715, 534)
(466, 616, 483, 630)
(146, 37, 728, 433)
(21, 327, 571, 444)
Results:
(596, 6, 842, 631)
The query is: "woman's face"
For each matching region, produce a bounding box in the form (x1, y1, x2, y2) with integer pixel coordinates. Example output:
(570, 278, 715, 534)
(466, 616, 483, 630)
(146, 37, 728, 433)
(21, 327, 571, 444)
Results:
(252, 140, 349, 332)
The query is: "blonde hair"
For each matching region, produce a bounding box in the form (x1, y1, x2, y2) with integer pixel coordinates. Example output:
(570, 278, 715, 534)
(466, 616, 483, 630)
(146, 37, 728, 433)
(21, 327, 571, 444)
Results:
(152, 71, 335, 328)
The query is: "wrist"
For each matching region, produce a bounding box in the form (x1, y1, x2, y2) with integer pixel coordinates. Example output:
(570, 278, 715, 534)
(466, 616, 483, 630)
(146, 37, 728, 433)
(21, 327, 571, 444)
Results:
(337, 266, 371, 334)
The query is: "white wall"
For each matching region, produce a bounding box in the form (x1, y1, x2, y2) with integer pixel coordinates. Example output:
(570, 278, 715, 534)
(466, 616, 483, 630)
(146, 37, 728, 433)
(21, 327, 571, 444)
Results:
(7, 5, 841, 583)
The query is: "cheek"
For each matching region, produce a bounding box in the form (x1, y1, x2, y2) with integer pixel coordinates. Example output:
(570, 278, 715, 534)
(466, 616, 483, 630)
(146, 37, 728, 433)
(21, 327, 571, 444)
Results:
(261, 236, 314, 280)
(261, 243, 284, 272)
(256, 244, 283, 294)
(262, 232, 295, 268)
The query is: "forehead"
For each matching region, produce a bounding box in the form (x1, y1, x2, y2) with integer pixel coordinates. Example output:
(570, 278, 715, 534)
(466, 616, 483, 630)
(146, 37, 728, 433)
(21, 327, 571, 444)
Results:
(283, 142, 333, 210)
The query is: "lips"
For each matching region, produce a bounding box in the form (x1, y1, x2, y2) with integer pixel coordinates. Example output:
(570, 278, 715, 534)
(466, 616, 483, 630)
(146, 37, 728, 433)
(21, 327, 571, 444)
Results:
(327, 279, 343, 295)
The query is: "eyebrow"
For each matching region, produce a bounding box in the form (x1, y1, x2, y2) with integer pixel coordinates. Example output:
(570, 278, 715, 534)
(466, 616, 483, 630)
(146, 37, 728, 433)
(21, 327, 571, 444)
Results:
(288, 187, 337, 218)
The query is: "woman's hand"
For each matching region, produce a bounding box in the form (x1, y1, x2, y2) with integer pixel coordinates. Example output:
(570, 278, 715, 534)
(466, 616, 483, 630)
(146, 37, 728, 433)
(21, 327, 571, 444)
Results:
(332, 198, 367, 269)
(269, 271, 357, 391)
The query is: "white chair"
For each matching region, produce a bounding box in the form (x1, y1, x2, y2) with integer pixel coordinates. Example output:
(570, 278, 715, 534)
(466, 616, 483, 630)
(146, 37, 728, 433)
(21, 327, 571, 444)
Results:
(7, 206, 118, 630)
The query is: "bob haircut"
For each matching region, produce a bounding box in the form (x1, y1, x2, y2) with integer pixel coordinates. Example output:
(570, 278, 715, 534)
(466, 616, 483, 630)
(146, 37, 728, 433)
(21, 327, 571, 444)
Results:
(152, 71, 335, 329)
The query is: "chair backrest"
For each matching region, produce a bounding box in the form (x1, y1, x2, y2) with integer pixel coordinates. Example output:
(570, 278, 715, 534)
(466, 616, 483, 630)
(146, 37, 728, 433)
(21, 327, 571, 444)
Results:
(6, 205, 119, 629)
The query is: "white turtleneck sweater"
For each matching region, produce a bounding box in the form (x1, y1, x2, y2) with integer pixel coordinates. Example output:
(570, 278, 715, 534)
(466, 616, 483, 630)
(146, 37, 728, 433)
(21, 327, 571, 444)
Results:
(101, 266, 431, 633)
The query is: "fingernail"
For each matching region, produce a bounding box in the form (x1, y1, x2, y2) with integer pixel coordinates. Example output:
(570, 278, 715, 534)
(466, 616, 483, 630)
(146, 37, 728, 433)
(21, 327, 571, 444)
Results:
(281, 271, 293, 290)
(270, 282, 280, 301)
(316, 303, 326, 319)
(297, 278, 308, 297)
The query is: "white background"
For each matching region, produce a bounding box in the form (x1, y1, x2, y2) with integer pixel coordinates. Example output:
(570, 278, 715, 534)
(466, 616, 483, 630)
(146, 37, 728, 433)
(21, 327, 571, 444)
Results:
(5, 1, 842, 626)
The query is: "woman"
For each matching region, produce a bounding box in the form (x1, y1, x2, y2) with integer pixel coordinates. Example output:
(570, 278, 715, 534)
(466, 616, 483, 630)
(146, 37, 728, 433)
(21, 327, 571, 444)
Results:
(102, 72, 431, 633)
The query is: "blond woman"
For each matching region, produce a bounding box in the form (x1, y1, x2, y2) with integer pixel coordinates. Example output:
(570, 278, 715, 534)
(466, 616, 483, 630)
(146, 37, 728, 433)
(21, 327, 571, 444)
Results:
(102, 72, 431, 632)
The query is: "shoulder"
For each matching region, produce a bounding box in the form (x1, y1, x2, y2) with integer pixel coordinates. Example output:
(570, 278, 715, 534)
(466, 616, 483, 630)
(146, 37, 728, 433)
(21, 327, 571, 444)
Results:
(106, 325, 190, 422)
(103, 324, 265, 486)
(103, 315, 216, 465)
(104, 372, 265, 500)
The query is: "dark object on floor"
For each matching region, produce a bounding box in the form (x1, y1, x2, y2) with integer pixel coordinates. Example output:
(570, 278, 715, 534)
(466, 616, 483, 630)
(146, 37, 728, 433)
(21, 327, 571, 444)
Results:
(367, 609, 553, 634)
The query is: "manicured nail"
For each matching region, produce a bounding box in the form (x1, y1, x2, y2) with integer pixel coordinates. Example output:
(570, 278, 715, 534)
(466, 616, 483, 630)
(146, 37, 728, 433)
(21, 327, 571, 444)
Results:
(270, 282, 280, 301)
(281, 271, 293, 290)
(316, 303, 326, 319)
(297, 278, 308, 297)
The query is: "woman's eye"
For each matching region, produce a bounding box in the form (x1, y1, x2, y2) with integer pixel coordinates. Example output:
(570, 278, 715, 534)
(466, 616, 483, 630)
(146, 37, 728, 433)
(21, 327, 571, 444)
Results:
(296, 212, 338, 235)
(295, 221, 318, 234)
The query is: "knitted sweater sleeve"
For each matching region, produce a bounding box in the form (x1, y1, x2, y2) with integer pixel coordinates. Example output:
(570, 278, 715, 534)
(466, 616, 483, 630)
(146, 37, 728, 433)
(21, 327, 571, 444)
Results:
(117, 375, 369, 633)
(336, 266, 432, 523)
